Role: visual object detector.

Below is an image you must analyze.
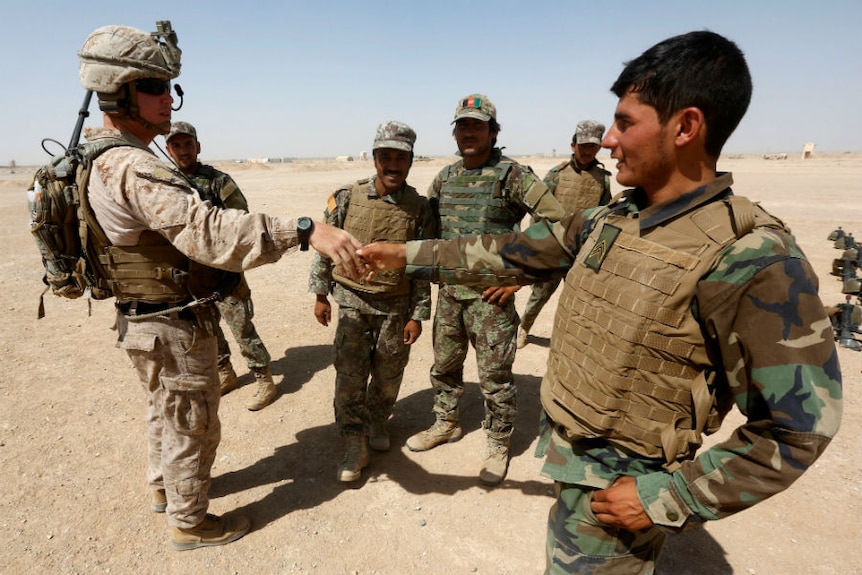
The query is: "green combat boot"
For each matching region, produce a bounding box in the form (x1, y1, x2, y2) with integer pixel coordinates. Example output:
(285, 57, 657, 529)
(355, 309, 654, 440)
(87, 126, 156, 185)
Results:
(479, 431, 511, 486)
(369, 420, 390, 452)
(338, 434, 369, 482)
(218, 361, 239, 395)
(246, 367, 276, 411)
(405, 418, 462, 452)
(170, 513, 250, 551)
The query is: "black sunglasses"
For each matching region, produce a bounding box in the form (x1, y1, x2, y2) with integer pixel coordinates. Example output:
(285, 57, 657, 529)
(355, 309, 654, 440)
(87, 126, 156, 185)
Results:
(135, 78, 171, 96)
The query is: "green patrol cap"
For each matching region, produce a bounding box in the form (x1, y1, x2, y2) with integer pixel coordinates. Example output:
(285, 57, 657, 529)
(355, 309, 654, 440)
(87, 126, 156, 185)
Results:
(373, 120, 416, 152)
(575, 120, 605, 145)
(452, 94, 496, 123)
(166, 121, 197, 142)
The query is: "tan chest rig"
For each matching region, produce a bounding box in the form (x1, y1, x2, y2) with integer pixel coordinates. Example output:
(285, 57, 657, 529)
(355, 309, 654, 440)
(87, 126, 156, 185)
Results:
(88, 163, 227, 305)
(97, 235, 225, 305)
(332, 181, 425, 296)
(554, 162, 609, 213)
(541, 195, 778, 470)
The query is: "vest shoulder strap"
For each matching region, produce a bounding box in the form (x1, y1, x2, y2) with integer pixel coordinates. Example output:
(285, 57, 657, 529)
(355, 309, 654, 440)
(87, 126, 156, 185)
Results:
(725, 195, 756, 238)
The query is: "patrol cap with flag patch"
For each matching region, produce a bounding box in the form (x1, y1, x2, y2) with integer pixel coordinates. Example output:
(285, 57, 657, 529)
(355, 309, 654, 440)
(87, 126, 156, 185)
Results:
(372, 120, 416, 152)
(166, 121, 197, 142)
(452, 94, 496, 123)
(574, 120, 605, 145)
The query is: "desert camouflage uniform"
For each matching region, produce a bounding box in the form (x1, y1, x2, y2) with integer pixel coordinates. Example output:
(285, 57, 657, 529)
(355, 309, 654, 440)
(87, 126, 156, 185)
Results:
(185, 164, 271, 372)
(309, 177, 435, 436)
(521, 157, 612, 333)
(403, 172, 842, 573)
(86, 126, 305, 529)
(426, 148, 564, 434)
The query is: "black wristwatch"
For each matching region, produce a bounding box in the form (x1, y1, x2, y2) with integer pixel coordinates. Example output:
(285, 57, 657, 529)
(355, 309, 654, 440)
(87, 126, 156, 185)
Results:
(297, 217, 314, 251)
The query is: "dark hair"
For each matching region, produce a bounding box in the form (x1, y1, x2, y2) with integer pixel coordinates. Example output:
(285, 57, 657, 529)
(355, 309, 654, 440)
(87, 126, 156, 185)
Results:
(611, 30, 752, 157)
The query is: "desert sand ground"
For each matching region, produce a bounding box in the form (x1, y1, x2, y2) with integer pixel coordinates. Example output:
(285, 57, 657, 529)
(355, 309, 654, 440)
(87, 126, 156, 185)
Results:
(0, 152, 859, 575)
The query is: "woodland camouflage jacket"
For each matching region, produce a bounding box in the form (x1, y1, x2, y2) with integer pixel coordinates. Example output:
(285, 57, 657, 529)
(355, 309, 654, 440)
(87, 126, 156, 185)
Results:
(186, 163, 249, 212)
(402, 172, 842, 530)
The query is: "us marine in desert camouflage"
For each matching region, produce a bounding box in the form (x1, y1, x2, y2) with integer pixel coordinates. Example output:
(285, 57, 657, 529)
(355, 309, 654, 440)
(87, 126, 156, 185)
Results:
(75, 21, 361, 551)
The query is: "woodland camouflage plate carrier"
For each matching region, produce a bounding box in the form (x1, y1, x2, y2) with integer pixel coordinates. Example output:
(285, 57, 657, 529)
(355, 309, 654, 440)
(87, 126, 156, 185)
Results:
(436, 158, 525, 239)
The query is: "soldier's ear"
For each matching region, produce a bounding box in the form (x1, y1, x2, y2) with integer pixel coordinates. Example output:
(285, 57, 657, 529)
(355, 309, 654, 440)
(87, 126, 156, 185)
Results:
(674, 107, 705, 148)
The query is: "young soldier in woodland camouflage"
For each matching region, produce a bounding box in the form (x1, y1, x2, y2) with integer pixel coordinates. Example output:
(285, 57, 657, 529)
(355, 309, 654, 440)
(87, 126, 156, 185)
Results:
(518, 120, 612, 348)
(406, 94, 565, 486)
(359, 31, 842, 573)
(166, 121, 276, 411)
(309, 121, 436, 483)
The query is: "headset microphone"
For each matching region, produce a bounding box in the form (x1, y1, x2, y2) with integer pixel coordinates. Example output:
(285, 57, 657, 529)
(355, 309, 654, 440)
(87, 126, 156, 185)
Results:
(172, 84, 184, 111)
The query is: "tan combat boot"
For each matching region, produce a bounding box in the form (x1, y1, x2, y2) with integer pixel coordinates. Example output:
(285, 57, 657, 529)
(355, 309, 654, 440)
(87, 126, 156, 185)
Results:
(405, 419, 462, 452)
(151, 489, 167, 513)
(218, 361, 239, 395)
(369, 420, 390, 452)
(246, 366, 276, 411)
(516, 327, 529, 349)
(170, 513, 250, 551)
(337, 434, 369, 482)
(479, 431, 511, 486)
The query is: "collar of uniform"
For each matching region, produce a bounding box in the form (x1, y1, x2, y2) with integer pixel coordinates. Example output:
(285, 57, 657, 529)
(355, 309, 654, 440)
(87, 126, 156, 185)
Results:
(181, 161, 203, 180)
(630, 172, 735, 231)
(84, 125, 150, 150)
(570, 155, 598, 173)
(367, 176, 404, 204)
(460, 147, 504, 172)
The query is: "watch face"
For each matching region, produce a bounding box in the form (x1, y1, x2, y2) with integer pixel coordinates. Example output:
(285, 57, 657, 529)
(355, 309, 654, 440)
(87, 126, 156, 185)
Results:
(298, 217, 313, 231)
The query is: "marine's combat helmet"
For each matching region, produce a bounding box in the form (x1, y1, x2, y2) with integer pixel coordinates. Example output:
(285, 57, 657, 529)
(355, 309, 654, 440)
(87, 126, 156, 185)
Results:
(77, 22, 181, 131)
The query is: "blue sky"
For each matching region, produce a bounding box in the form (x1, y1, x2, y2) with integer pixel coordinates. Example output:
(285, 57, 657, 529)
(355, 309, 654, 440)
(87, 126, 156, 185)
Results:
(2, 0, 860, 165)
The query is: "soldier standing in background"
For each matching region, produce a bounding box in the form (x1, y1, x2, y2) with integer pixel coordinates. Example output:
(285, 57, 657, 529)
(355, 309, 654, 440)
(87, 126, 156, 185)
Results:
(76, 23, 362, 550)
(166, 121, 276, 411)
(359, 31, 842, 573)
(517, 120, 612, 348)
(407, 94, 565, 485)
(309, 121, 436, 482)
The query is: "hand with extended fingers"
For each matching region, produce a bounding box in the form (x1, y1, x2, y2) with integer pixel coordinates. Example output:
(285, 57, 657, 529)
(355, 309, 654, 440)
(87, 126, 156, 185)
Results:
(356, 242, 407, 281)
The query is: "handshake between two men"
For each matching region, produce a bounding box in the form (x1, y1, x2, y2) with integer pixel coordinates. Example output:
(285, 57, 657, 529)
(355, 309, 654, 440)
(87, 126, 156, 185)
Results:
(321, 227, 405, 283)
(323, 216, 521, 308)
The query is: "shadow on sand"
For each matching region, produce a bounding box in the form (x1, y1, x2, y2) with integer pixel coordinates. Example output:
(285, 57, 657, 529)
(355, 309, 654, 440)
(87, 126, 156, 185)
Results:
(213, 345, 731, 573)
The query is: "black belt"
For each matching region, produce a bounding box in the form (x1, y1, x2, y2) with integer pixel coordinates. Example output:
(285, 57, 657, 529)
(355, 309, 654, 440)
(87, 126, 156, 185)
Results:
(117, 300, 196, 321)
